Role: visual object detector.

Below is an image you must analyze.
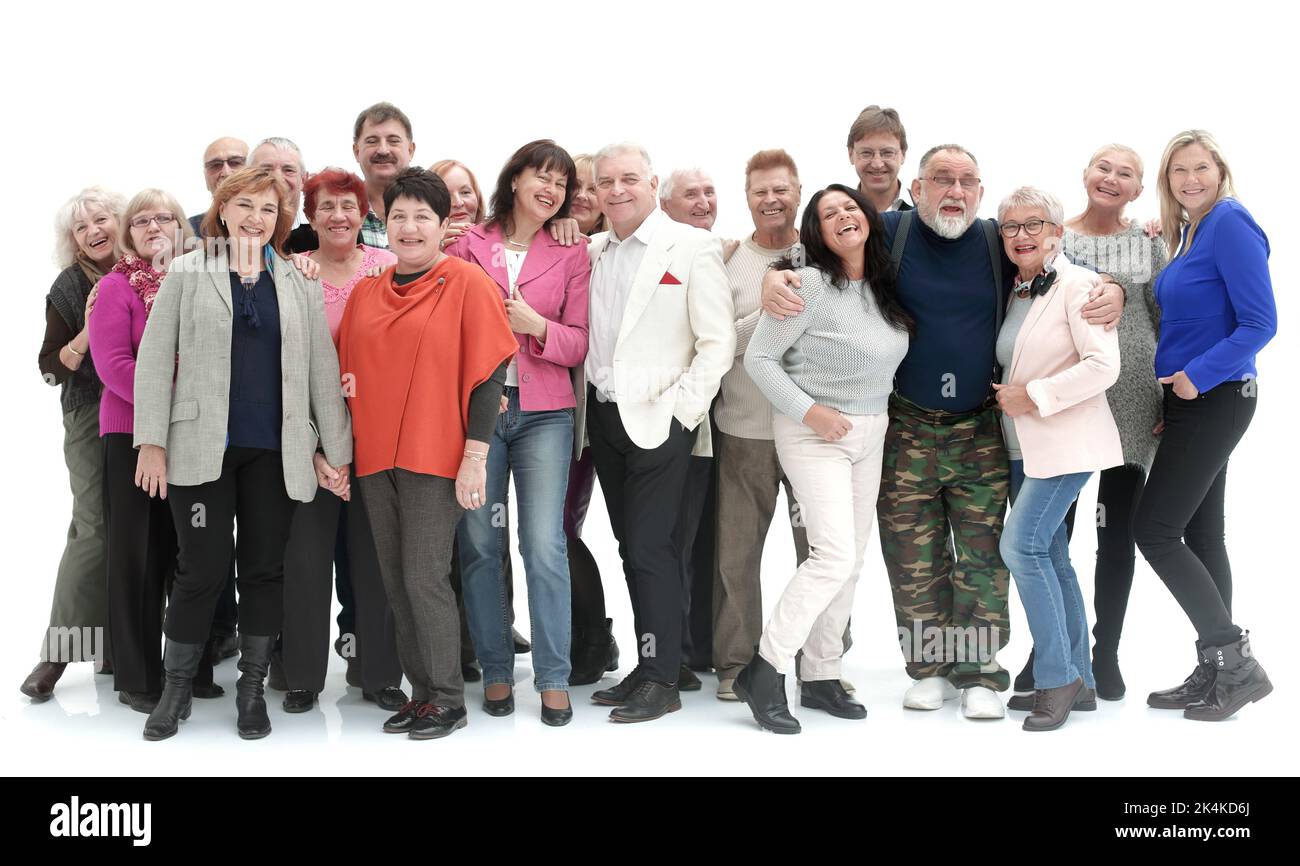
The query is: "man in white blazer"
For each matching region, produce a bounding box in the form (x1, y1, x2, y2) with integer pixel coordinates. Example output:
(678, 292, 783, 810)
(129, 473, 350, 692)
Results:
(580, 142, 735, 723)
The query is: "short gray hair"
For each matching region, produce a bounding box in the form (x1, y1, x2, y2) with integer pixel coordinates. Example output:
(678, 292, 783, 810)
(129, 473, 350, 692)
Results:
(53, 186, 127, 269)
(917, 143, 979, 175)
(997, 185, 1064, 224)
(253, 136, 305, 172)
(594, 142, 654, 179)
(659, 167, 712, 201)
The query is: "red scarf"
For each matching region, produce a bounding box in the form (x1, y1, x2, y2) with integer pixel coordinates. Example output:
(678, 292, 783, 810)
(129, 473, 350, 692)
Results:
(112, 254, 164, 317)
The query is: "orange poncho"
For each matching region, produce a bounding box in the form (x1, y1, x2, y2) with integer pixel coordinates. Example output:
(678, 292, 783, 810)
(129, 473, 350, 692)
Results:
(337, 256, 517, 479)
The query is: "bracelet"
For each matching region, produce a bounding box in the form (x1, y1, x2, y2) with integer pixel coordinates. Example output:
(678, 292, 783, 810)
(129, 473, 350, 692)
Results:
(66, 342, 84, 357)
(463, 450, 488, 462)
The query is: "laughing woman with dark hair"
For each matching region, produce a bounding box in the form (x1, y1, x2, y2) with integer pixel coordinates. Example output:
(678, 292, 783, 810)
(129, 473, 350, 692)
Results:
(736, 185, 912, 734)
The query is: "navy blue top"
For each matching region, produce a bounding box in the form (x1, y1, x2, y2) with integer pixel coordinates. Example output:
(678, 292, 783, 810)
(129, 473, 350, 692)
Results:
(227, 271, 283, 451)
(1154, 199, 1276, 391)
(883, 210, 1012, 412)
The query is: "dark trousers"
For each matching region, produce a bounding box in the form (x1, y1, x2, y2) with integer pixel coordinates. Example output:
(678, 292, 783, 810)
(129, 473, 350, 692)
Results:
(1135, 381, 1255, 647)
(673, 454, 716, 669)
(280, 487, 343, 693)
(586, 387, 696, 683)
(566, 449, 607, 634)
(213, 560, 238, 637)
(344, 488, 404, 691)
(164, 448, 298, 644)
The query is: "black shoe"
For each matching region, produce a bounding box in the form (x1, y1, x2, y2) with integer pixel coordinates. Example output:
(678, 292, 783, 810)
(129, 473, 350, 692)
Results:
(1013, 649, 1035, 693)
(592, 667, 644, 706)
(1184, 633, 1272, 722)
(267, 650, 288, 691)
(1092, 649, 1126, 701)
(800, 680, 867, 720)
(209, 632, 239, 666)
(609, 681, 681, 723)
(483, 688, 515, 717)
(462, 661, 482, 683)
(1009, 686, 1096, 712)
(192, 681, 225, 699)
(569, 618, 619, 686)
(409, 704, 468, 740)
(1148, 642, 1217, 709)
(541, 695, 573, 727)
(282, 690, 316, 713)
(119, 690, 161, 714)
(382, 700, 424, 734)
(734, 650, 800, 735)
(513, 628, 531, 654)
(363, 687, 410, 711)
(20, 661, 67, 702)
(677, 665, 702, 692)
(1023, 678, 1085, 732)
(235, 634, 276, 740)
(144, 639, 204, 741)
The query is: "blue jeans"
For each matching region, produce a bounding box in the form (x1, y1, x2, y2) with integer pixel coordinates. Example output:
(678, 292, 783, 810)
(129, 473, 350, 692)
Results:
(457, 388, 573, 692)
(1001, 461, 1094, 690)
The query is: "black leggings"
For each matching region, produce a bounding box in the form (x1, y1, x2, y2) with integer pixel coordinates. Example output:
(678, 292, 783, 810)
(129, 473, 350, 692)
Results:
(1134, 381, 1255, 647)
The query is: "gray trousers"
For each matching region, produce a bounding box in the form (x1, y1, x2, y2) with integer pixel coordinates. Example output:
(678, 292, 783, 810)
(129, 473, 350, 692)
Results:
(358, 469, 465, 708)
(42, 403, 109, 663)
(711, 430, 808, 679)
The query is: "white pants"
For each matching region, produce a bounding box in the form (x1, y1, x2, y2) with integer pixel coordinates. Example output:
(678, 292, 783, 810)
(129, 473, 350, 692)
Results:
(759, 411, 889, 681)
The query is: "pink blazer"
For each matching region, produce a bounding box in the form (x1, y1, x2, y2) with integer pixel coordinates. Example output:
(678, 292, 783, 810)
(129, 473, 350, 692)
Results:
(445, 223, 590, 411)
(1006, 257, 1124, 479)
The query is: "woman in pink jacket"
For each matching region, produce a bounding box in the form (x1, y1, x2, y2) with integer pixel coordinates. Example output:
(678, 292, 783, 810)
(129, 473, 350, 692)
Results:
(991, 187, 1122, 733)
(444, 140, 589, 726)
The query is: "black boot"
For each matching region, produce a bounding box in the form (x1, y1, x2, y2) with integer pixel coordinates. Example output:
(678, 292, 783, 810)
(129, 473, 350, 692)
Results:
(235, 634, 276, 740)
(1092, 647, 1126, 701)
(1147, 641, 1216, 709)
(1013, 649, 1035, 692)
(144, 639, 204, 741)
(734, 649, 800, 735)
(1184, 633, 1272, 722)
(568, 618, 619, 686)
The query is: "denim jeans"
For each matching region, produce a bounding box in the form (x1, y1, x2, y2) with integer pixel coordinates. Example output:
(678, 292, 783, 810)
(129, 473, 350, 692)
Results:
(1001, 461, 1094, 691)
(457, 388, 573, 692)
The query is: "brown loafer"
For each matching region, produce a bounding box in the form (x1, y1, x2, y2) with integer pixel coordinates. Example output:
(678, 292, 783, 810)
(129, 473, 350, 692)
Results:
(20, 662, 68, 702)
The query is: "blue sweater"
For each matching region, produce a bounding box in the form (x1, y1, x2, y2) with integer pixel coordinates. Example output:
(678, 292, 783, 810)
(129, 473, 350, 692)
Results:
(883, 211, 1011, 412)
(227, 271, 283, 451)
(1154, 199, 1276, 391)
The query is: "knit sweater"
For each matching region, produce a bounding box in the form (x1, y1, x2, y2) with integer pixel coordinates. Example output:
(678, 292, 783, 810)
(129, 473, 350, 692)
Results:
(86, 270, 148, 435)
(40, 265, 103, 414)
(1062, 223, 1166, 471)
(745, 266, 909, 421)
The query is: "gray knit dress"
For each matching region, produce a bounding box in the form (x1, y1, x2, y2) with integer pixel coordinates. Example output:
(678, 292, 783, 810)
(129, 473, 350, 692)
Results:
(1062, 223, 1167, 472)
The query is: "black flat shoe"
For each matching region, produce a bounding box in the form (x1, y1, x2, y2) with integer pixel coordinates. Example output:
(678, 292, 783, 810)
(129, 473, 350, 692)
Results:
(483, 689, 515, 717)
(363, 687, 410, 711)
(677, 665, 702, 692)
(383, 700, 423, 734)
(282, 690, 316, 713)
(409, 704, 468, 740)
(512, 628, 531, 654)
(1013, 649, 1035, 693)
(541, 699, 573, 727)
(800, 680, 867, 720)
(118, 690, 161, 714)
(462, 662, 482, 683)
(592, 668, 644, 706)
(192, 682, 226, 699)
(210, 632, 239, 666)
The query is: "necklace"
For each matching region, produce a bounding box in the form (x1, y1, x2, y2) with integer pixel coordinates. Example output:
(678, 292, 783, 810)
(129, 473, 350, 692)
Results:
(505, 235, 530, 249)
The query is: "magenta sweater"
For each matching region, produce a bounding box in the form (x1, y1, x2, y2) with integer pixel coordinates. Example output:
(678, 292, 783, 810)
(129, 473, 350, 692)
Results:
(87, 271, 148, 436)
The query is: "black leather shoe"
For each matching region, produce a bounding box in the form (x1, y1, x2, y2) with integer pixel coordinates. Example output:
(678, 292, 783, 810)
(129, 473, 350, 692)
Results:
(1092, 650, 1126, 701)
(1023, 678, 1084, 732)
(210, 632, 239, 666)
(192, 681, 226, 699)
(462, 661, 482, 683)
(569, 618, 619, 686)
(119, 690, 161, 714)
(409, 704, 468, 740)
(1184, 633, 1272, 722)
(235, 634, 276, 740)
(144, 639, 204, 741)
(800, 680, 867, 720)
(513, 628, 531, 654)
(483, 688, 515, 717)
(1009, 687, 1096, 712)
(382, 700, 424, 734)
(1013, 649, 1035, 693)
(592, 667, 644, 706)
(19, 661, 67, 702)
(734, 651, 800, 734)
(363, 687, 410, 711)
(609, 681, 681, 723)
(541, 697, 573, 727)
(1148, 642, 1216, 709)
(677, 665, 702, 692)
(282, 690, 316, 713)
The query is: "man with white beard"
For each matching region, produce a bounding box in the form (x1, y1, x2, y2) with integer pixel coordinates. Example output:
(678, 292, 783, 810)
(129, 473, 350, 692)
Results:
(761, 144, 1125, 720)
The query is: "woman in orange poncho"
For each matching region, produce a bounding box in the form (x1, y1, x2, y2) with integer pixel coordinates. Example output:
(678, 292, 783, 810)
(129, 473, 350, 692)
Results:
(337, 168, 516, 741)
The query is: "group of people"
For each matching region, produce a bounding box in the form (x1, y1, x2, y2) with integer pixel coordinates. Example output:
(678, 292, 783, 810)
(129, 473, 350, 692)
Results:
(27, 101, 1276, 740)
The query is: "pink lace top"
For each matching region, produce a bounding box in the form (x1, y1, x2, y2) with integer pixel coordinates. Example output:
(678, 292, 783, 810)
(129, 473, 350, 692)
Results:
(320, 245, 397, 340)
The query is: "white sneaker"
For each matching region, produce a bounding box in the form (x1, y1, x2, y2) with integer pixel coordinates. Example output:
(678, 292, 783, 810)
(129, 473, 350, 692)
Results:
(961, 686, 1005, 719)
(716, 678, 739, 701)
(903, 676, 959, 710)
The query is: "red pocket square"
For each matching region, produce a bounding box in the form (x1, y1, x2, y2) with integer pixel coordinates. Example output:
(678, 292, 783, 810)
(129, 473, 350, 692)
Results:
(659, 271, 681, 285)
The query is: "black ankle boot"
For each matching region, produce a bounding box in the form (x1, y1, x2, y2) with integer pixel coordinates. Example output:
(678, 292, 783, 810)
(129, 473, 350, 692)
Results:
(1147, 641, 1216, 709)
(568, 618, 619, 686)
(1092, 647, 1126, 701)
(1013, 649, 1035, 692)
(734, 649, 800, 735)
(235, 634, 276, 740)
(1184, 632, 1272, 722)
(144, 639, 205, 741)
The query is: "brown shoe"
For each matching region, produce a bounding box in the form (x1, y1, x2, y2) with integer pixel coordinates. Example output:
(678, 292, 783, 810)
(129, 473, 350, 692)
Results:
(20, 662, 67, 702)
(1023, 678, 1084, 732)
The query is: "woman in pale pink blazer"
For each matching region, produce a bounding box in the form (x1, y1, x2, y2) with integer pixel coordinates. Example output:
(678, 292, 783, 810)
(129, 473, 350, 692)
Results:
(444, 140, 589, 726)
(991, 187, 1122, 733)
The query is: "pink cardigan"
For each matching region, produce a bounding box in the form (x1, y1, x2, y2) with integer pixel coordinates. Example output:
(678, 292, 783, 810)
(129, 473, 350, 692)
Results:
(86, 270, 147, 436)
(1006, 257, 1124, 479)
(444, 223, 589, 411)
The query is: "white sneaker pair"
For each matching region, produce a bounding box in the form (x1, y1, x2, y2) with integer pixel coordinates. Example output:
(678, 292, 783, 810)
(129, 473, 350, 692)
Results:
(902, 677, 1004, 719)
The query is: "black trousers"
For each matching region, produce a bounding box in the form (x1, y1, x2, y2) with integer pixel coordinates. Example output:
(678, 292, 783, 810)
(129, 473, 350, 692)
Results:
(1134, 381, 1256, 647)
(165, 447, 298, 644)
(344, 486, 404, 691)
(673, 454, 716, 670)
(586, 387, 696, 683)
(280, 487, 342, 693)
(566, 449, 608, 635)
(213, 559, 238, 637)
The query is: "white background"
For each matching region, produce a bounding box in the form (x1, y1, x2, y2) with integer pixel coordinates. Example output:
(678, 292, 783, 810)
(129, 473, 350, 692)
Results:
(0, 0, 1295, 775)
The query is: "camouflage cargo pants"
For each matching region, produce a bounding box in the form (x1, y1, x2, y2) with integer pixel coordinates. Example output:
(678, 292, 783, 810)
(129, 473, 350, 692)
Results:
(877, 394, 1011, 691)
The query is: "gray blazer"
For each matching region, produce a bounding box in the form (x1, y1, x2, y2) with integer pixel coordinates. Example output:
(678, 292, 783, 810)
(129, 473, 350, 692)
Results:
(133, 249, 352, 502)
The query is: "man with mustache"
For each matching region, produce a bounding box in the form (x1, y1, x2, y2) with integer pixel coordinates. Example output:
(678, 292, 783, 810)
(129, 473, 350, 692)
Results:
(763, 144, 1125, 720)
(352, 102, 416, 249)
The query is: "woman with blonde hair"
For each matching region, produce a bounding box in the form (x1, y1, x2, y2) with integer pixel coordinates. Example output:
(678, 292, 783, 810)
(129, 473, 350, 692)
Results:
(1134, 130, 1277, 721)
(431, 159, 486, 249)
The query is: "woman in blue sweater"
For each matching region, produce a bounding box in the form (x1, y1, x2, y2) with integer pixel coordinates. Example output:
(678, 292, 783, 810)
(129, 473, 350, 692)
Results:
(1134, 130, 1277, 722)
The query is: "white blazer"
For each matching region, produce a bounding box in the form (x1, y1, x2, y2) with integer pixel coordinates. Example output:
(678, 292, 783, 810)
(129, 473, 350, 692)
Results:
(574, 214, 735, 458)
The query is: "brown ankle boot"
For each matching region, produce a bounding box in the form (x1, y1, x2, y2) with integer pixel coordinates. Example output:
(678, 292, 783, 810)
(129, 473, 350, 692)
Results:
(1023, 678, 1084, 732)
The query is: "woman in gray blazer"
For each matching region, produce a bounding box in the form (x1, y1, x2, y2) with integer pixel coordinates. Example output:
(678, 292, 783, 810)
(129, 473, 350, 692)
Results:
(132, 166, 352, 741)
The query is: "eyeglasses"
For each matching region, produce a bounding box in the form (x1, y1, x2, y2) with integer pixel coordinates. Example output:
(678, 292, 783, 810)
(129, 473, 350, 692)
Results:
(205, 157, 246, 172)
(999, 218, 1056, 238)
(129, 213, 178, 229)
(855, 148, 900, 161)
(927, 175, 981, 191)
